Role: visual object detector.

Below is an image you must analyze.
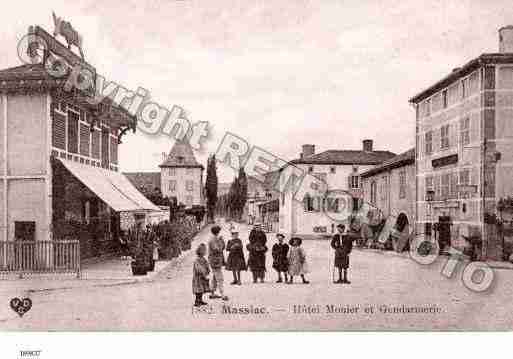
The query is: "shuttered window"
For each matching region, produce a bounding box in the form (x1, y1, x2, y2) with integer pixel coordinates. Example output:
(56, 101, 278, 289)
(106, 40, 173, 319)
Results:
(67, 110, 79, 154)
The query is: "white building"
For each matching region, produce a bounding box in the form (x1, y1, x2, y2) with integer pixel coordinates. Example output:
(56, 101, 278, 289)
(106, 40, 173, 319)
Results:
(278, 141, 396, 239)
(159, 139, 204, 208)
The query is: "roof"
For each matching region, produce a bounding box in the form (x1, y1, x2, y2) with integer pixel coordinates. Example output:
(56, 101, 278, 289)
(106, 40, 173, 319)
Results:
(409, 53, 513, 103)
(0, 62, 137, 130)
(360, 148, 415, 178)
(57, 158, 160, 212)
(288, 149, 396, 166)
(124, 172, 161, 191)
(159, 138, 204, 169)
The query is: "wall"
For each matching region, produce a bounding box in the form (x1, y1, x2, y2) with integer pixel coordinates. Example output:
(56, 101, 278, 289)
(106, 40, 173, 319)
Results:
(361, 163, 416, 232)
(161, 167, 203, 207)
(415, 68, 483, 252)
(279, 162, 374, 238)
(0, 93, 49, 242)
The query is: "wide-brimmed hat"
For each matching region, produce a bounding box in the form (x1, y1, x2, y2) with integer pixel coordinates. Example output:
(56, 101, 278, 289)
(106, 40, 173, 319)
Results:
(289, 237, 302, 246)
(276, 233, 285, 239)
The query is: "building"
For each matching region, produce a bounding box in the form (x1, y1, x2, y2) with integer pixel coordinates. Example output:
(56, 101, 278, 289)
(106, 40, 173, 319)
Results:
(159, 138, 204, 208)
(0, 25, 160, 264)
(360, 148, 416, 238)
(278, 140, 396, 238)
(409, 26, 513, 260)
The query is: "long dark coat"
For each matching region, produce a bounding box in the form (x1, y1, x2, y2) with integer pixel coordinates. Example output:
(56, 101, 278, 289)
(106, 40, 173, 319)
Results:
(226, 238, 247, 271)
(331, 233, 352, 269)
(247, 229, 267, 272)
(272, 243, 289, 272)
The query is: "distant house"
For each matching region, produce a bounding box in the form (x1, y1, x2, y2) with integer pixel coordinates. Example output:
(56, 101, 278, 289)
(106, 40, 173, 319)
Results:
(278, 140, 396, 238)
(360, 148, 416, 237)
(125, 139, 204, 209)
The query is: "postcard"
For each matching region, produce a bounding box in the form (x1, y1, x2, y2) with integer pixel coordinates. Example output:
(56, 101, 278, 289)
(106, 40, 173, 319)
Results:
(0, 0, 512, 333)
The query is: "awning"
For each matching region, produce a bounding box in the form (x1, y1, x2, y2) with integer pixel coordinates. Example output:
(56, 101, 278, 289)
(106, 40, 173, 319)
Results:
(57, 158, 160, 212)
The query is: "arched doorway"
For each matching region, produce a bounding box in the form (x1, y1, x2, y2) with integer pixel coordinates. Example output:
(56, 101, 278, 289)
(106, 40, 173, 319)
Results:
(393, 213, 410, 252)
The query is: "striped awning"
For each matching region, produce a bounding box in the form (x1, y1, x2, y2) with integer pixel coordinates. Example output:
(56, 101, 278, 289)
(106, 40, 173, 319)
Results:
(57, 158, 160, 212)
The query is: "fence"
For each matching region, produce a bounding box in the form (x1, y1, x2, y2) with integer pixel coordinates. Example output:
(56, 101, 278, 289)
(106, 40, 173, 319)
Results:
(0, 240, 80, 277)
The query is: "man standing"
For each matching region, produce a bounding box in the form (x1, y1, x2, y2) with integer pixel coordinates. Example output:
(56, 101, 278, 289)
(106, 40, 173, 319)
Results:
(330, 223, 354, 284)
(247, 223, 268, 283)
(208, 225, 229, 300)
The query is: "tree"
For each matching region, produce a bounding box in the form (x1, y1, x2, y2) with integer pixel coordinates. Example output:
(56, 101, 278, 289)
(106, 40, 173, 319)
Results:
(205, 154, 218, 223)
(236, 167, 248, 221)
(228, 176, 239, 220)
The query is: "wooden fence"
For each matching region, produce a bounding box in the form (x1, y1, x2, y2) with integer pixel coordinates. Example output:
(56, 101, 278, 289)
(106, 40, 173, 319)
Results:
(0, 240, 80, 277)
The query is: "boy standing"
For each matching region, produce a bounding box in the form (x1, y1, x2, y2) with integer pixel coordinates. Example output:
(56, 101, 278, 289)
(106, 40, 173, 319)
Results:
(331, 224, 353, 284)
(208, 225, 229, 300)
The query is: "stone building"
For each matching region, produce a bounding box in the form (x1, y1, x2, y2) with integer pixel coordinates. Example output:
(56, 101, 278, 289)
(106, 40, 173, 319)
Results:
(159, 138, 204, 208)
(409, 26, 513, 260)
(360, 148, 416, 237)
(278, 141, 395, 238)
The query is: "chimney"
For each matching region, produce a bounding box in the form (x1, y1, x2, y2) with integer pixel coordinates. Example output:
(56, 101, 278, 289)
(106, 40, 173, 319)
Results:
(302, 144, 315, 158)
(499, 26, 513, 53)
(362, 139, 373, 152)
(162, 152, 167, 161)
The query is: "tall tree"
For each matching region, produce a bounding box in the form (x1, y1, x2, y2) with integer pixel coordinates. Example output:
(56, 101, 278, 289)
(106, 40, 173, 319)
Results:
(236, 167, 248, 221)
(228, 176, 239, 220)
(205, 154, 218, 223)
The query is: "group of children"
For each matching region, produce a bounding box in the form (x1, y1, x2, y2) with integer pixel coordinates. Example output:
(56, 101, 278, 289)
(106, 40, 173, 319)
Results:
(192, 225, 310, 307)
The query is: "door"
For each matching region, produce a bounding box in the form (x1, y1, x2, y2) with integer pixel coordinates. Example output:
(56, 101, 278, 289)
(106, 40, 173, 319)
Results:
(438, 216, 451, 253)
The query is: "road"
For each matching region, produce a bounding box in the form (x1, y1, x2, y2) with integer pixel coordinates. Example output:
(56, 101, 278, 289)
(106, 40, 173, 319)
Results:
(1, 222, 512, 331)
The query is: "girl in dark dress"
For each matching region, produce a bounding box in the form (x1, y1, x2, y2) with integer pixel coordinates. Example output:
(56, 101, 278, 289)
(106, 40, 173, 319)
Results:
(247, 224, 268, 283)
(226, 230, 246, 285)
(272, 233, 289, 283)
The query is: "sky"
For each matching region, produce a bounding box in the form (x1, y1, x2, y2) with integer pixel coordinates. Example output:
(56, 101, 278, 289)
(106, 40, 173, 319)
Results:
(1, 0, 513, 182)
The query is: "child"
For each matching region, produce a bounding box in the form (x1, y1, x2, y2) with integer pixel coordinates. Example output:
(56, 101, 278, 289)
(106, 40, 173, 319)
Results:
(192, 243, 210, 306)
(272, 233, 289, 283)
(287, 237, 309, 284)
(226, 229, 247, 285)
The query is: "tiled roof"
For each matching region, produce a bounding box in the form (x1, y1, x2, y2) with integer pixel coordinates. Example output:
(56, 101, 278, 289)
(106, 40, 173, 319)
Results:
(159, 138, 204, 169)
(289, 149, 396, 166)
(124, 172, 161, 191)
(360, 148, 415, 178)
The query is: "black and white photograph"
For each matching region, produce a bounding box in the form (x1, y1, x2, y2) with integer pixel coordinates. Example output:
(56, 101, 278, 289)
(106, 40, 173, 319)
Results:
(0, 1, 513, 345)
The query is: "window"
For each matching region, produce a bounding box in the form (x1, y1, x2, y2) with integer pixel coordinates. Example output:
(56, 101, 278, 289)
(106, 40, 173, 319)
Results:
(425, 131, 433, 155)
(442, 89, 448, 109)
(186, 195, 193, 206)
(303, 194, 314, 212)
(425, 175, 433, 201)
(168, 180, 176, 191)
(370, 181, 377, 205)
(380, 176, 388, 202)
(450, 172, 458, 199)
(308, 166, 314, 173)
(426, 99, 431, 117)
(186, 168, 194, 175)
(168, 168, 176, 176)
(177, 156, 185, 164)
(460, 117, 470, 146)
(399, 170, 406, 199)
(330, 166, 336, 174)
(459, 168, 470, 186)
(441, 173, 450, 199)
(350, 175, 359, 189)
(462, 78, 468, 99)
(186, 180, 194, 191)
(67, 110, 79, 154)
(440, 124, 450, 149)
(14, 221, 36, 241)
